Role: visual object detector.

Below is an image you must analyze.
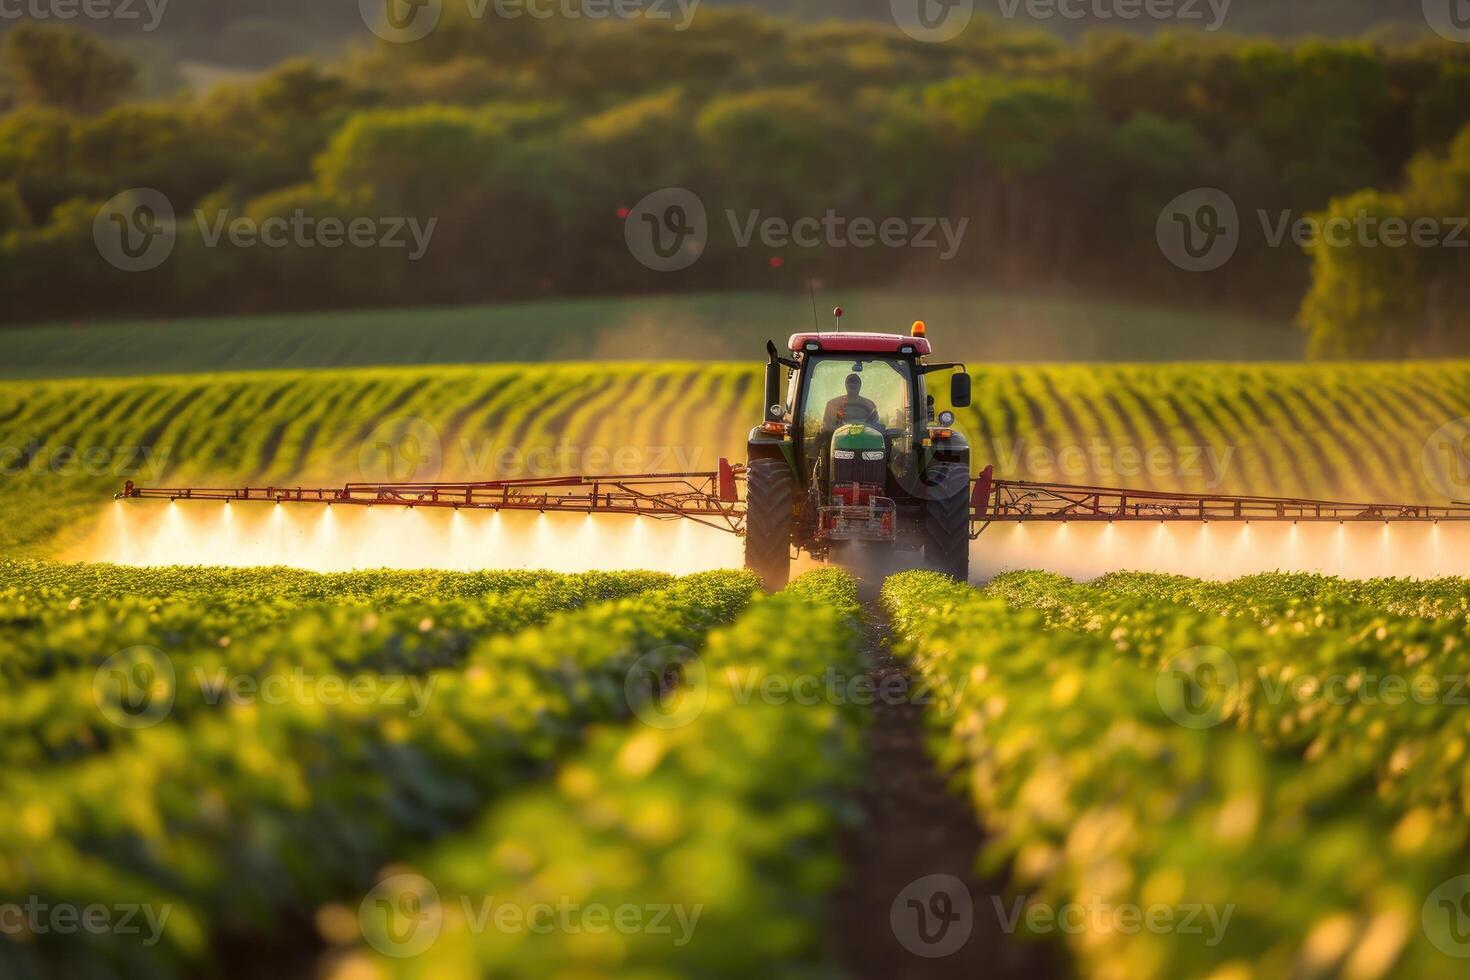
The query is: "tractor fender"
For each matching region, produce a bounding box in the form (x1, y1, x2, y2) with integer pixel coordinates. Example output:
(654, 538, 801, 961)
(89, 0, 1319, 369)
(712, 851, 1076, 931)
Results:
(747, 426, 798, 474)
(925, 426, 970, 467)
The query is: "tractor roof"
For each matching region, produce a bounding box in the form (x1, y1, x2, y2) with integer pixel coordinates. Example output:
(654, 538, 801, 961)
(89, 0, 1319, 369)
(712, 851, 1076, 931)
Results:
(787, 332, 932, 356)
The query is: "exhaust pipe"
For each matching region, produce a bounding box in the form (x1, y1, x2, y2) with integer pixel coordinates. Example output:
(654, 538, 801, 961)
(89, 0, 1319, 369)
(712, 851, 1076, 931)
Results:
(764, 341, 784, 422)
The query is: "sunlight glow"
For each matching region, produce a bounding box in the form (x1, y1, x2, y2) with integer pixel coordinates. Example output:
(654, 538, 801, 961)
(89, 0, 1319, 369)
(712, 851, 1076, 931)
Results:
(85, 502, 747, 574)
(971, 520, 1470, 581)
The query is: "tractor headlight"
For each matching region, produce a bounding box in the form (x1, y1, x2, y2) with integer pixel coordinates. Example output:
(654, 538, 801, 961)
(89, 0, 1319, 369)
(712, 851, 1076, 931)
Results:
(861, 451, 884, 461)
(833, 450, 856, 460)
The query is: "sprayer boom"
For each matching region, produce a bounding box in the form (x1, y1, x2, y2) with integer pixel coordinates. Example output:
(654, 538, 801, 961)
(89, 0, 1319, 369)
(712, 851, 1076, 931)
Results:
(968, 466, 1470, 533)
(118, 461, 1470, 540)
(117, 465, 747, 535)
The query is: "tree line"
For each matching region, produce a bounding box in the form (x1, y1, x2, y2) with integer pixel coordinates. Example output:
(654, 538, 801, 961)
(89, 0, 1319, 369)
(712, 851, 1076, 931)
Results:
(0, 11, 1466, 355)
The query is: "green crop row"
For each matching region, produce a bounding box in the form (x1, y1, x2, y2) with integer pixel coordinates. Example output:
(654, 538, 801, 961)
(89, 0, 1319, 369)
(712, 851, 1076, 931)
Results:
(1088, 572, 1470, 628)
(986, 571, 1470, 818)
(0, 573, 678, 768)
(988, 571, 1470, 634)
(884, 571, 1470, 980)
(0, 561, 674, 681)
(0, 570, 759, 978)
(342, 569, 865, 979)
(0, 559, 570, 605)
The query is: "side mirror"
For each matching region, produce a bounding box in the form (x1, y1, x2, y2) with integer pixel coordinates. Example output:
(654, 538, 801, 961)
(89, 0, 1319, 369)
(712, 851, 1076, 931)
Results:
(950, 372, 972, 408)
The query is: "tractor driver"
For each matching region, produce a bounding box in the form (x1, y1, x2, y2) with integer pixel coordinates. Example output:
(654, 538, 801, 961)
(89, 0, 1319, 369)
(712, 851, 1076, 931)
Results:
(823, 373, 880, 430)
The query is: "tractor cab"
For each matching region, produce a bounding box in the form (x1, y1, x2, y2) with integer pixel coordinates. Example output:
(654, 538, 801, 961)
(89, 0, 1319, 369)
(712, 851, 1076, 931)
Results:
(744, 314, 974, 588)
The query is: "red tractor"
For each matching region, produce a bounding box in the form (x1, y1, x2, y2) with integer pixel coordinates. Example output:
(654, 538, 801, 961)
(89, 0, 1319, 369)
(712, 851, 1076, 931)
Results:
(743, 317, 973, 589)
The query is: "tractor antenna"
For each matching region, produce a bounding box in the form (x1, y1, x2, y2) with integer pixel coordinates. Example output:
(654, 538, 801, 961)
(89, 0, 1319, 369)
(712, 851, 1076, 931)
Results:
(833, 306, 844, 331)
(808, 278, 821, 335)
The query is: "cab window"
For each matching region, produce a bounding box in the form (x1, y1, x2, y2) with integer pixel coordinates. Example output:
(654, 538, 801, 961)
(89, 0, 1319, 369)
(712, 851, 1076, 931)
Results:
(800, 356, 913, 463)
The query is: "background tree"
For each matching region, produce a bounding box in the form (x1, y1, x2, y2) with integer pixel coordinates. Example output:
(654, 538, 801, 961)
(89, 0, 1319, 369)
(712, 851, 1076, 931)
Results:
(1299, 126, 1470, 358)
(1, 24, 138, 115)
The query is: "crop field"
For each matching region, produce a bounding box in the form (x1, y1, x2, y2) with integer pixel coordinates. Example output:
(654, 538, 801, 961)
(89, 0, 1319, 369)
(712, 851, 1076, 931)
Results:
(884, 570, 1470, 979)
(0, 290, 1297, 380)
(7, 556, 1470, 978)
(3, 356, 1470, 977)
(4, 360, 1469, 559)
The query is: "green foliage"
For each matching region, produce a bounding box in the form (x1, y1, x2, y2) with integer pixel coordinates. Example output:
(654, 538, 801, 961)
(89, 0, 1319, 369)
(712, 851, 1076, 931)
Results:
(1, 23, 138, 115)
(1299, 123, 1470, 358)
(926, 73, 1098, 177)
(1, 16, 1468, 325)
(353, 569, 864, 978)
(0, 178, 26, 233)
(0, 568, 758, 976)
(883, 569, 1470, 979)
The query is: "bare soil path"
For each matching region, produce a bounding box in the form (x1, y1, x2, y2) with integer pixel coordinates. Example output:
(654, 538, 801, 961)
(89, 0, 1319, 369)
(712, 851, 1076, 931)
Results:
(830, 600, 1064, 980)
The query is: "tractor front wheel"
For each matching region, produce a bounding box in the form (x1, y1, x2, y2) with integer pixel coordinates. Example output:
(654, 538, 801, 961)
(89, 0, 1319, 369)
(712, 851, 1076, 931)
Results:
(744, 458, 794, 591)
(922, 462, 971, 581)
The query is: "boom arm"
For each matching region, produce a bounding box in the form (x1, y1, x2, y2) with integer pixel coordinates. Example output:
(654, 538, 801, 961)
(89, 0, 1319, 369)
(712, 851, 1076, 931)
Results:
(118, 460, 1470, 536)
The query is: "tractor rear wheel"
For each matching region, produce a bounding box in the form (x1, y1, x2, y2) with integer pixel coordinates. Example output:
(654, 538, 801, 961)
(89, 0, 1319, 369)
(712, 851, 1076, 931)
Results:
(922, 462, 971, 581)
(744, 458, 794, 591)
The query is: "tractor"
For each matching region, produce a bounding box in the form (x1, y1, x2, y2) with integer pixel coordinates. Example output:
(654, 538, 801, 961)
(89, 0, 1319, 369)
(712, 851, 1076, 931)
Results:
(743, 315, 973, 589)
